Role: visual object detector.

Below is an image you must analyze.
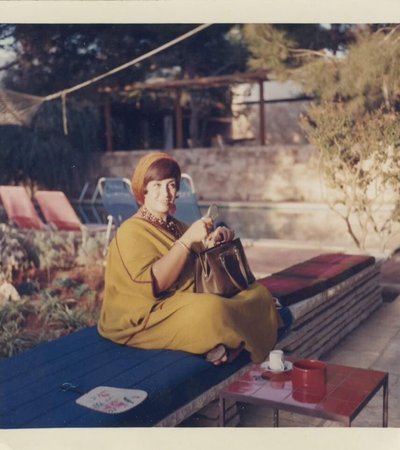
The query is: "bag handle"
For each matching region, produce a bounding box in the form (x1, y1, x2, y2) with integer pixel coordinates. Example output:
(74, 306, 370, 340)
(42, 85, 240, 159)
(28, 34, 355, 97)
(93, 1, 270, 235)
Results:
(195, 241, 235, 279)
(219, 248, 248, 291)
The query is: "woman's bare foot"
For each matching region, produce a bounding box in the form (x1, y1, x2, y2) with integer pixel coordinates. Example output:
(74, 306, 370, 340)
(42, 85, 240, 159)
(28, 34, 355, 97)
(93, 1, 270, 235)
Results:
(206, 343, 244, 366)
(206, 344, 228, 365)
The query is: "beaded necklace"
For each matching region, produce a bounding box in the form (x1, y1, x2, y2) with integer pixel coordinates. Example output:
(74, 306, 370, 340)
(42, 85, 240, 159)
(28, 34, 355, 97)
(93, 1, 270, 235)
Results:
(138, 206, 182, 239)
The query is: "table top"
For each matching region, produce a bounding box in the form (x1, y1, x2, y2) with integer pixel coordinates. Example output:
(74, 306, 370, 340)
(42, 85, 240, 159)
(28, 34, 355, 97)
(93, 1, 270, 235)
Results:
(220, 360, 388, 423)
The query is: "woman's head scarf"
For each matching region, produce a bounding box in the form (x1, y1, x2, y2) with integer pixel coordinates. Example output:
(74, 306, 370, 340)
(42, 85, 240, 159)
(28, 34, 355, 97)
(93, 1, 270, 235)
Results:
(131, 151, 178, 205)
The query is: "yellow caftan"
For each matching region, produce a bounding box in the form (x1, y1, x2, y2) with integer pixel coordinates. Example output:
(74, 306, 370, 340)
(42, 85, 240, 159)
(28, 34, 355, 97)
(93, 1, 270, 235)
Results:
(98, 217, 279, 363)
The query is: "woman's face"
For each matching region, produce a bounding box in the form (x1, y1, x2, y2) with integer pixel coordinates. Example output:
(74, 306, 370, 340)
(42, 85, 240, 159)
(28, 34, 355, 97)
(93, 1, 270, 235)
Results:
(144, 177, 177, 218)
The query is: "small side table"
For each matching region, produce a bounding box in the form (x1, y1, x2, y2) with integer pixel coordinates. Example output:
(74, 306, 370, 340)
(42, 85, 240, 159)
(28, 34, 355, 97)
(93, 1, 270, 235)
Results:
(219, 361, 389, 427)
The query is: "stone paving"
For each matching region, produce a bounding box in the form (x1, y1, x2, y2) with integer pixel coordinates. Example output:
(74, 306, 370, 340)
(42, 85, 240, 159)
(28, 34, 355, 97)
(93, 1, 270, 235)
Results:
(236, 239, 400, 428)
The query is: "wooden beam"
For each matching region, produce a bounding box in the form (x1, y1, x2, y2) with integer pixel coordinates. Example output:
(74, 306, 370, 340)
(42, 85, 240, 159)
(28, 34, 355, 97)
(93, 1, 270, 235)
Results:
(102, 71, 269, 94)
(104, 99, 113, 152)
(259, 80, 265, 146)
(175, 88, 183, 149)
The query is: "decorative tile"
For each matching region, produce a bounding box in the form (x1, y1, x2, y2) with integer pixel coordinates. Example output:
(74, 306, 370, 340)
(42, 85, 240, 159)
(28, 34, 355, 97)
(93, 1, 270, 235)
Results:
(251, 385, 292, 402)
(224, 380, 261, 396)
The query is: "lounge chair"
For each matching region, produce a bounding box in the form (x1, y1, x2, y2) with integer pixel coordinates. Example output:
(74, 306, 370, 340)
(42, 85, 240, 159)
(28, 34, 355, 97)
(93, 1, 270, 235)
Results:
(0, 185, 45, 230)
(34, 190, 82, 231)
(97, 173, 202, 228)
(96, 177, 138, 227)
(76, 182, 91, 224)
(175, 173, 202, 224)
(34, 190, 110, 234)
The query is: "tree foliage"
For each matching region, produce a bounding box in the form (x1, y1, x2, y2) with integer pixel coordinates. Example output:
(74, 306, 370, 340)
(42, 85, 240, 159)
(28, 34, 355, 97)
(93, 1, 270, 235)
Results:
(0, 98, 100, 195)
(244, 24, 400, 251)
(4, 24, 247, 96)
(244, 24, 354, 78)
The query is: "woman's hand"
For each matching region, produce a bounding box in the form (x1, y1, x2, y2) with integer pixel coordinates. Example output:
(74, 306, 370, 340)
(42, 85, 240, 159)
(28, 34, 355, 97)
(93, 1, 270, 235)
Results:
(205, 226, 235, 248)
(180, 217, 213, 248)
(151, 217, 213, 294)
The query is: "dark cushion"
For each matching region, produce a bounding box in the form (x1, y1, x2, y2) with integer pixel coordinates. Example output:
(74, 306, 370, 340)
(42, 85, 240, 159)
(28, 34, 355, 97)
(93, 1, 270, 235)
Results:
(307, 253, 375, 275)
(277, 254, 375, 288)
(258, 253, 375, 307)
(258, 274, 326, 307)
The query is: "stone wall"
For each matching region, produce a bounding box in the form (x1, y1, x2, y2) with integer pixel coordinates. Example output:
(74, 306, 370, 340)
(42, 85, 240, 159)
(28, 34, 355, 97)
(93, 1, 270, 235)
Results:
(86, 145, 400, 251)
(88, 144, 325, 203)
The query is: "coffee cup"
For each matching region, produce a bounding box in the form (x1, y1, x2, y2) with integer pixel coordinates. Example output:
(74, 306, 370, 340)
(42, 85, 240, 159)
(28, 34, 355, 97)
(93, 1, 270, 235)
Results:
(268, 350, 285, 372)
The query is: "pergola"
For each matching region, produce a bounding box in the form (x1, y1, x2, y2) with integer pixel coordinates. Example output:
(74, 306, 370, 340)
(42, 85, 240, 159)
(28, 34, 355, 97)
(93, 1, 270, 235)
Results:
(103, 70, 269, 151)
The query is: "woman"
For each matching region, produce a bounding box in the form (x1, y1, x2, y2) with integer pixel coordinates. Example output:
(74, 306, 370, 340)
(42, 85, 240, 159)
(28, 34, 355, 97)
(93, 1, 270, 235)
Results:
(98, 152, 280, 365)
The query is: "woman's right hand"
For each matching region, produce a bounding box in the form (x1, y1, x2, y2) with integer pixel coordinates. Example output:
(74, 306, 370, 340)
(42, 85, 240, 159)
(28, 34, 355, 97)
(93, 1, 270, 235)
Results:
(180, 217, 213, 247)
(152, 217, 212, 294)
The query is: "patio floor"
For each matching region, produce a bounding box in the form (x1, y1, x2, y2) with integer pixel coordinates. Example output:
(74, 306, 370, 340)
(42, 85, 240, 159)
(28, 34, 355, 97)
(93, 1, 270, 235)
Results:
(230, 240, 400, 427)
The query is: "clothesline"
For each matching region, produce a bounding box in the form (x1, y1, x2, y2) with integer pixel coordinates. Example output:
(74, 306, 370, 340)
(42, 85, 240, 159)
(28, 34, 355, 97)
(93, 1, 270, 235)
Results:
(43, 23, 213, 102)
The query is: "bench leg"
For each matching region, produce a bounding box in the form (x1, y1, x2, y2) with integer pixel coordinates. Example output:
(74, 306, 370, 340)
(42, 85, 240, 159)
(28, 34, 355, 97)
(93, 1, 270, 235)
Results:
(383, 377, 389, 427)
(273, 408, 279, 427)
(219, 396, 226, 427)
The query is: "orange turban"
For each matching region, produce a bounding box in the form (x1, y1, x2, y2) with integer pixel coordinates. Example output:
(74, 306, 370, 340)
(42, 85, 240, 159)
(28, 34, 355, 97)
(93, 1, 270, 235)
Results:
(131, 151, 177, 205)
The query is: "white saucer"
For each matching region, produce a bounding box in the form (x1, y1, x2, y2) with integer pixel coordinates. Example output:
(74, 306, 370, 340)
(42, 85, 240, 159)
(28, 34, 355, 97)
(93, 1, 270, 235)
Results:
(260, 360, 293, 373)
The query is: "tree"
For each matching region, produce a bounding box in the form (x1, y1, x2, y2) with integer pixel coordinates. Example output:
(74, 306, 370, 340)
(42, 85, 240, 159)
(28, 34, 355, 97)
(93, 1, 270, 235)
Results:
(244, 24, 354, 77)
(0, 99, 100, 195)
(0, 25, 16, 72)
(244, 24, 400, 251)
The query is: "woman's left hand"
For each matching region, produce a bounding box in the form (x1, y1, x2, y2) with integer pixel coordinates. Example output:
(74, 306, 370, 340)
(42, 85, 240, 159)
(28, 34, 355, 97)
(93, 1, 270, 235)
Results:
(205, 226, 235, 248)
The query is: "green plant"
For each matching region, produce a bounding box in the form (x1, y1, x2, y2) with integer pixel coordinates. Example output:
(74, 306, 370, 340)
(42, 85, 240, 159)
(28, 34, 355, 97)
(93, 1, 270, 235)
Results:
(35, 327, 64, 344)
(37, 290, 66, 320)
(75, 233, 107, 267)
(37, 289, 91, 332)
(0, 224, 40, 278)
(32, 231, 79, 271)
(72, 283, 90, 300)
(0, 321, 39, 358)
(53, 276, 80, 290)
(1, 224, 106, 285)
(46, 304, 90, 332)
(0, 298, 36, 328)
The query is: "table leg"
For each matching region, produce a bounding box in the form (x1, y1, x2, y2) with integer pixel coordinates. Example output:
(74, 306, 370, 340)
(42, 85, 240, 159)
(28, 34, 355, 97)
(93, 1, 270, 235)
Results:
(273, 409, 279, 427)
(219, 396, 226, 427)
(383, 377, 389, 427)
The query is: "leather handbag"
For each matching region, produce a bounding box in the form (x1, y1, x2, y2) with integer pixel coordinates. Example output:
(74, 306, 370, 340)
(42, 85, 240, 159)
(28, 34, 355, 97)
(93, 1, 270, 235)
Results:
(194, 238, 256, 298)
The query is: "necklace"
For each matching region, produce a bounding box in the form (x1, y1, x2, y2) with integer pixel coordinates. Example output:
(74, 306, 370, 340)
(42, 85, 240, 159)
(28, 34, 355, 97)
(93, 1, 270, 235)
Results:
(138, 206, 182, 239)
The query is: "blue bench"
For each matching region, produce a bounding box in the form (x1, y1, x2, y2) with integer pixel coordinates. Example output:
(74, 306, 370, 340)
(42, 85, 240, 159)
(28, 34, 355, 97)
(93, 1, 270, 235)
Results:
(0, 326, 252, 428)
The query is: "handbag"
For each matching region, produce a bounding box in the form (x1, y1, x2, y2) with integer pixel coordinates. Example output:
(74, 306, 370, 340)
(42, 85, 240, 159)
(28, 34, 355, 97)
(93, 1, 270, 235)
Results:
(194, 238, 256, 298)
